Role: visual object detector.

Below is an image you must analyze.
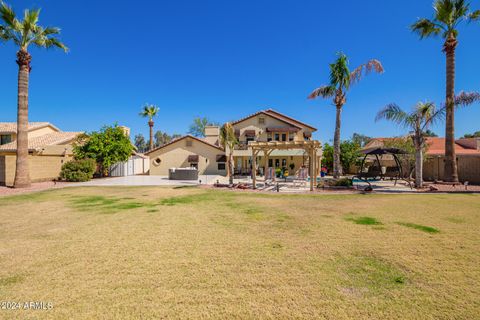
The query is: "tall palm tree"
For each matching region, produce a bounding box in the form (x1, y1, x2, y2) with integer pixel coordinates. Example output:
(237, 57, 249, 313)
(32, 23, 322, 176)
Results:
(219, 122, 238, 186)
(139, 104, 159, 151)
(308, 52, 383, 178)
(0, 2, 67, 188)
(376, 92, 479, 188)
(411, 0, 480, 182)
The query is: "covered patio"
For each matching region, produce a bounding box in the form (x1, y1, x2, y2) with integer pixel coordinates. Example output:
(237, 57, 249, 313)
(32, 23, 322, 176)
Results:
(249, 140, 322, 191)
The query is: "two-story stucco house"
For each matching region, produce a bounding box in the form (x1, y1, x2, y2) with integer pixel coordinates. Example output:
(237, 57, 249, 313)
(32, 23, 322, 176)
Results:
(0, 122, 82, 186)
(146, 109, 320, 176)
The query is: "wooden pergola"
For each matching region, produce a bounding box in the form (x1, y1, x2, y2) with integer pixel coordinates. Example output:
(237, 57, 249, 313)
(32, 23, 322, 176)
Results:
(249, 140, 322, 191)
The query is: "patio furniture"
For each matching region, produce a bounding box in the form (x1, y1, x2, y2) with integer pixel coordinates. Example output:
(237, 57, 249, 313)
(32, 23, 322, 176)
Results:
(168, 168, 198, 180)
(353, 147, 412, 189)
(293, 167, 308, 187)
(265, 167, 276, 186)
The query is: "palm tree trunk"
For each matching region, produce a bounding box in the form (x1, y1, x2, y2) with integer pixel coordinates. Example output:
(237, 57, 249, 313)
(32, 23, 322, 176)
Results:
(443, 35, 458, 183)
(148, 120, 154, 151)
(414, 137, 423, 188)
(333, 105, 343, 178)
(229, 153, 234, 185)
(13, 50, 32, 188)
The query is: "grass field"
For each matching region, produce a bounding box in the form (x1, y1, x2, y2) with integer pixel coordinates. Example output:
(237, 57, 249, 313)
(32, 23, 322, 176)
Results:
(0, 187, 479, 319)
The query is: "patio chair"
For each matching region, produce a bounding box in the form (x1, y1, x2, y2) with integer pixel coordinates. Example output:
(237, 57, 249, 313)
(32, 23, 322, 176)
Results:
(293, 167, 308, 187)
(264, 167, 276, 186)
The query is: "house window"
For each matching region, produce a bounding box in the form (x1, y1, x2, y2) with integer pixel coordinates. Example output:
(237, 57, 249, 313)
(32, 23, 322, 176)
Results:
(153, 157, 161, 166)
(0, 134, 12, 145)
(275, 159, 280, 167)
(218, 163, 226, 170)
(186, 139, 193, 147)
(246, 136, 255, 143)
(191, 163, 198, 169)
(274, 133, 280, 141)
(282, 159, 287, 167)
(267, 133, 272, 142)
(289, 133, 294, 141)
(281, 133, 287, 141)
(268, 159, 273, 167)
(258, 117, 265, 124)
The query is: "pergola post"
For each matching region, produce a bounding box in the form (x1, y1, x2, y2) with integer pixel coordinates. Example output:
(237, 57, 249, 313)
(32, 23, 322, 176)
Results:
(252, 149, 258, 189)
(308, 148, 315, 191)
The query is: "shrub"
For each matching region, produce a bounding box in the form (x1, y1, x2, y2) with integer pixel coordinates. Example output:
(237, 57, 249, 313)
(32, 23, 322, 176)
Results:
(333, 178, 353, 187)
(60, 159, 96, 182)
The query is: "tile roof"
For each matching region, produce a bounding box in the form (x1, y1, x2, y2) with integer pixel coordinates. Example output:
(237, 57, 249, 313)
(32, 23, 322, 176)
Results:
(0, 122, 59, 133)
(145, 134, 224, 155)
(0, 131, 82, 152)
(231, 109, 317, 131)
(366, 137, 480, 156)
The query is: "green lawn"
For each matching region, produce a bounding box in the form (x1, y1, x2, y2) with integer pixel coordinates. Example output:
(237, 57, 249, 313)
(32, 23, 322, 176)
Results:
(0, 187, 479, 319)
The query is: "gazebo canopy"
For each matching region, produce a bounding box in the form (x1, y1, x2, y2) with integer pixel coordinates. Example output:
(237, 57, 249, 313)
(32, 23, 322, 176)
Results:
(361, 147, 408, 155)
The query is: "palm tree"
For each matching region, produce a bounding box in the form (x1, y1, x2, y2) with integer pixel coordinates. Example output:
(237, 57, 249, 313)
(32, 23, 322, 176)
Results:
(0, 2, 67, 188)
(376, 92, 480, 188)
(139, 104, 159, 151)
(376, 102, 444, 188)
(411, 0, 480, 182)
(219, 122, 238, 186)
(308, 52, 383, 178)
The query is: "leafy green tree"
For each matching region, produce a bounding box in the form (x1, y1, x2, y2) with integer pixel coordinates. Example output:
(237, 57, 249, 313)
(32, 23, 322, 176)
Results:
(462, 131, 480, 138)
(412, 0, 480, 182)
(154, 130, 182, 147)
(139, 104, 159, 151)
(0, 2, 67, 188)
(188, 117, 219, 137)
(321, 140, 362, 174)
(219, 122, 238, 185)
(424, 129, 438, 137)
(74, 125, 134, 177)
(351, 133, 372, 147)
(134, 134, 147, 153)
(308, 52, 383, 178)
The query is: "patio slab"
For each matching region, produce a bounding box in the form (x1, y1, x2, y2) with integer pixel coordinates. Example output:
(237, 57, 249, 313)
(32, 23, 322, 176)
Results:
(65, 175, 226, 187)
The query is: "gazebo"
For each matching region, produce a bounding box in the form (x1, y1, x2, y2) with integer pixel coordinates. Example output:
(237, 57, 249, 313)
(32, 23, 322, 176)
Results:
(248, 140, 322, 191)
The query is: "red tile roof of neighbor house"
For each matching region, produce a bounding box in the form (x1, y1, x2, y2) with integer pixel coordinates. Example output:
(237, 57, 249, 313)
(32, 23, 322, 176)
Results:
(366, 137, 480, 156)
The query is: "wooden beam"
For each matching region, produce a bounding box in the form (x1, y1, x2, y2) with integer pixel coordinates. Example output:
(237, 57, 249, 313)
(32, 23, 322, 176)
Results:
(252, 150, 258, 189)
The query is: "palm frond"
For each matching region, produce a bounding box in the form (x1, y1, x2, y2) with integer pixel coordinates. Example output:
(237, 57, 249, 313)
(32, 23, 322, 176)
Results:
(350, 59, 384, 85)
(411, 18, 444, 38)
(454, 91, 480, 107)
(139, 104, 159, 119)
(468, 9, 480, 21)
(219, 122, 238, 149)
(0, 1, 20, 30)
(375, 103, 410, 127)
(307, 85, 336, 100)
(415, 102, 444, 129)
(329, 52, 350, 89)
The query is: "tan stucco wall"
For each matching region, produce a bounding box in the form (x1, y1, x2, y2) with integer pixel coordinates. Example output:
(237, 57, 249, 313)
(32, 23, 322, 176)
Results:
(148, 137, 226, 176)
(232, 114, 312, 143)
(424, 155, 480, 184)
(0, 154, 72, 186)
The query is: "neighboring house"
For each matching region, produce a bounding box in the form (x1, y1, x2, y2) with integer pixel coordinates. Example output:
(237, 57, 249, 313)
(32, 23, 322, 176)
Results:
(0, 122, 82, 186)
(364, 137, 480, 184)
(146, 109, 319, 176)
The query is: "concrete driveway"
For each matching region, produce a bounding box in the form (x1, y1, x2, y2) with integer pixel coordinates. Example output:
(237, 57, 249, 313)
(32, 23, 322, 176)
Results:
(66, 175, 226, 187)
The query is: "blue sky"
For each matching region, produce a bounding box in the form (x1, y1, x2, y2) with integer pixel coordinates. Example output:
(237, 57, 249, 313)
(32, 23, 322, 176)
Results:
(1, 0, 480, 143)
